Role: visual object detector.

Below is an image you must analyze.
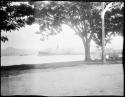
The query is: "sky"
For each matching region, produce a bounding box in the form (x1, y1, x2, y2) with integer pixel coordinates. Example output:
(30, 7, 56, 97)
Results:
(1, 24, 123, 52)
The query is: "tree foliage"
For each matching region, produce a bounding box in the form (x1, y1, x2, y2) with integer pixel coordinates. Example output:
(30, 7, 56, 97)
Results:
(0, 1, 35, 42)
(32, 1, 123, 61)
(93, 2, 124, 46)
(34, 1, 66, 40)
(34, 1, 123, 45)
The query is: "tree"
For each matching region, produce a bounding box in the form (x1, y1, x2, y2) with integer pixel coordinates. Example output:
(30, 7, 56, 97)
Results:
(93, 2, 124, 46)
(0, 1, 35, 42)
(93, 2, 123, 63)
(100, 2, 124, 63)
(33, 1, 99, 61)
(33, 1, 123, 62)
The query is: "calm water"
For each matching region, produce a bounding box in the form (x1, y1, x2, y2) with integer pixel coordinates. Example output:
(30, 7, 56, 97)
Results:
(1, 55, 84, 66)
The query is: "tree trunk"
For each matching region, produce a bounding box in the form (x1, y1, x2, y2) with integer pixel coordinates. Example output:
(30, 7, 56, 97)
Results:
(81, 38, 91, 62)
(84, 42, 91, 62)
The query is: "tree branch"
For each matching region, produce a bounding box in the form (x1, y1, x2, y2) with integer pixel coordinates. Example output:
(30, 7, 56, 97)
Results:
(88, 31, 94, 43)
(66, 22, 79, 34)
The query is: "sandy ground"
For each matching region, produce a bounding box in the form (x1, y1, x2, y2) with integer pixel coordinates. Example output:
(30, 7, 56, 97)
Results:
(1, 64, 124, 96)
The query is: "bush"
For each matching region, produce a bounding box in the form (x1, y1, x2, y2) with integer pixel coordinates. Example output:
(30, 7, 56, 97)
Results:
(106, 53, 122, 61)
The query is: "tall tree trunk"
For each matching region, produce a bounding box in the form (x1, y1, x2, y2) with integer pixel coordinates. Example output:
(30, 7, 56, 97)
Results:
(84, 42, 91, 62)
(81, 37, 91, 62)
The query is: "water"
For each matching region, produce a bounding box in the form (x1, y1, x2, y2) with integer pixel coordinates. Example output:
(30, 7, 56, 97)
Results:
(1, 55, 84, 66)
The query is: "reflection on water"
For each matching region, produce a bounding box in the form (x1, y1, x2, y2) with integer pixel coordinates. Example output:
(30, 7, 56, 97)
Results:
(1, 55, 84, 66)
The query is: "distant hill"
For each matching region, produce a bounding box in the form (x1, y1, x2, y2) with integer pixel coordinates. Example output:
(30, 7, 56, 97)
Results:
(1, 47, 37, 56)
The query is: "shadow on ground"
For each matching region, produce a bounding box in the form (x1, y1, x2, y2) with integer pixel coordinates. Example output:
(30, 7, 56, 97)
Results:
(1, 60, 122, 77)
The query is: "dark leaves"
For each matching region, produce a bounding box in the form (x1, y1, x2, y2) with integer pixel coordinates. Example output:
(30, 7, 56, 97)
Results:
(1, 1, 35, 42)
(1, 36, 8, 43)
(26, 16, 35, 25)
